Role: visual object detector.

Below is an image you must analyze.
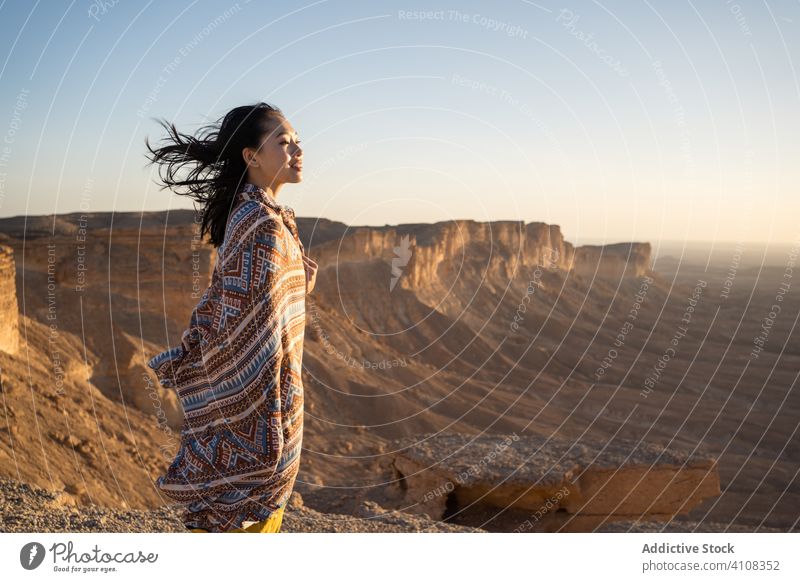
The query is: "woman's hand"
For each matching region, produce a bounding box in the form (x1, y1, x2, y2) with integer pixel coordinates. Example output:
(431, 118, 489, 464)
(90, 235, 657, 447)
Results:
(303, 254, 318, 294)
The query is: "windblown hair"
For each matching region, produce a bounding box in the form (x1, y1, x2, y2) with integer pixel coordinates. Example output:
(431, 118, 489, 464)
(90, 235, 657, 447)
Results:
(144, 102, 284, 247)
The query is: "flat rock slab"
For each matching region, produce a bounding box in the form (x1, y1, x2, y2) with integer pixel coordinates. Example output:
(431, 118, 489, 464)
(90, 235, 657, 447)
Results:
(390, 432, 720, 532)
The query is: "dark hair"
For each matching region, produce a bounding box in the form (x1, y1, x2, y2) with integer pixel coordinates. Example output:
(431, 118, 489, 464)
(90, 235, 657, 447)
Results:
(144, 102, 285, 247)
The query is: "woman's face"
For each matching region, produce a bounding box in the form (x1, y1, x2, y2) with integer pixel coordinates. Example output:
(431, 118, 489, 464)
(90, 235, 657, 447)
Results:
(243, 116, 303, 190)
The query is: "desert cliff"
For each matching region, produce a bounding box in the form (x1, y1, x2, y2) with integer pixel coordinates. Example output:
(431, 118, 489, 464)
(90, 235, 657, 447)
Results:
(0, 209, 797, 532)
(0, 244, 19, 354)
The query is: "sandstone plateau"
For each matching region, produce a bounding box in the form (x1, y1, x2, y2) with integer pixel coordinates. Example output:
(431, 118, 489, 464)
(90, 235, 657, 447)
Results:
(389, 433, 719, 532)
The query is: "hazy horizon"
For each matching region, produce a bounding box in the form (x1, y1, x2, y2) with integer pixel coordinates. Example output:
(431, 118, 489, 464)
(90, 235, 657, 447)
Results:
(1, 206, 796, 253)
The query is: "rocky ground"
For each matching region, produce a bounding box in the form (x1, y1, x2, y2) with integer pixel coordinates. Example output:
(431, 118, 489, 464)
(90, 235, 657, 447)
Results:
(0, 477, 480, 533)
(1, 477, 781, 533)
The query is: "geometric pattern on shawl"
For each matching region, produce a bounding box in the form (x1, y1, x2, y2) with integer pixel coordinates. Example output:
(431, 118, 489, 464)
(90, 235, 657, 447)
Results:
(148, 182, 306, 532)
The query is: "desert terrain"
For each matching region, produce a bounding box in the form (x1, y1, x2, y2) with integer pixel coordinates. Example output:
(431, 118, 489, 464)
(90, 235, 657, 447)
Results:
(0, 211, 797, 532)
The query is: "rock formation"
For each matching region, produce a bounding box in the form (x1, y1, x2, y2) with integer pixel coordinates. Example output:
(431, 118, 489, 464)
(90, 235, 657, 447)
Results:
(299, 218, 652, 288)
(0, 244, 19, 354)
(305, 220, 576, 286)
(390, 432, 720, 532)
(573, 242, 652, 280)
(0, 211, 214, 429)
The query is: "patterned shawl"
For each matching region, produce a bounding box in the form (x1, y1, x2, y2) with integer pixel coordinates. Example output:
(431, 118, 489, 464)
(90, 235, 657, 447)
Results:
(147, 182, 307, 532)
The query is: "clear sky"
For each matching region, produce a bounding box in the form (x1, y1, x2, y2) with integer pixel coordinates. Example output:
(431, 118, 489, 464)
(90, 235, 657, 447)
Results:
(0, 0, 797, 245)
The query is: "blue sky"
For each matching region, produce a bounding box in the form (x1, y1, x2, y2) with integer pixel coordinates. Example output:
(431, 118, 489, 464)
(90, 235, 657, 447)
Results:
(0, 0, 798, 244)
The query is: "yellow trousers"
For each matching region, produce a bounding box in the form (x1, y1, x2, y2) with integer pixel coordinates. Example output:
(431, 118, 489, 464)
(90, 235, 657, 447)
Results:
(188, 505, 285, 533)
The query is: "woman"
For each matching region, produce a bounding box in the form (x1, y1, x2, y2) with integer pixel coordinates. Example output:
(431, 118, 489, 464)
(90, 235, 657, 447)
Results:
(144, 102, 317, 533)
